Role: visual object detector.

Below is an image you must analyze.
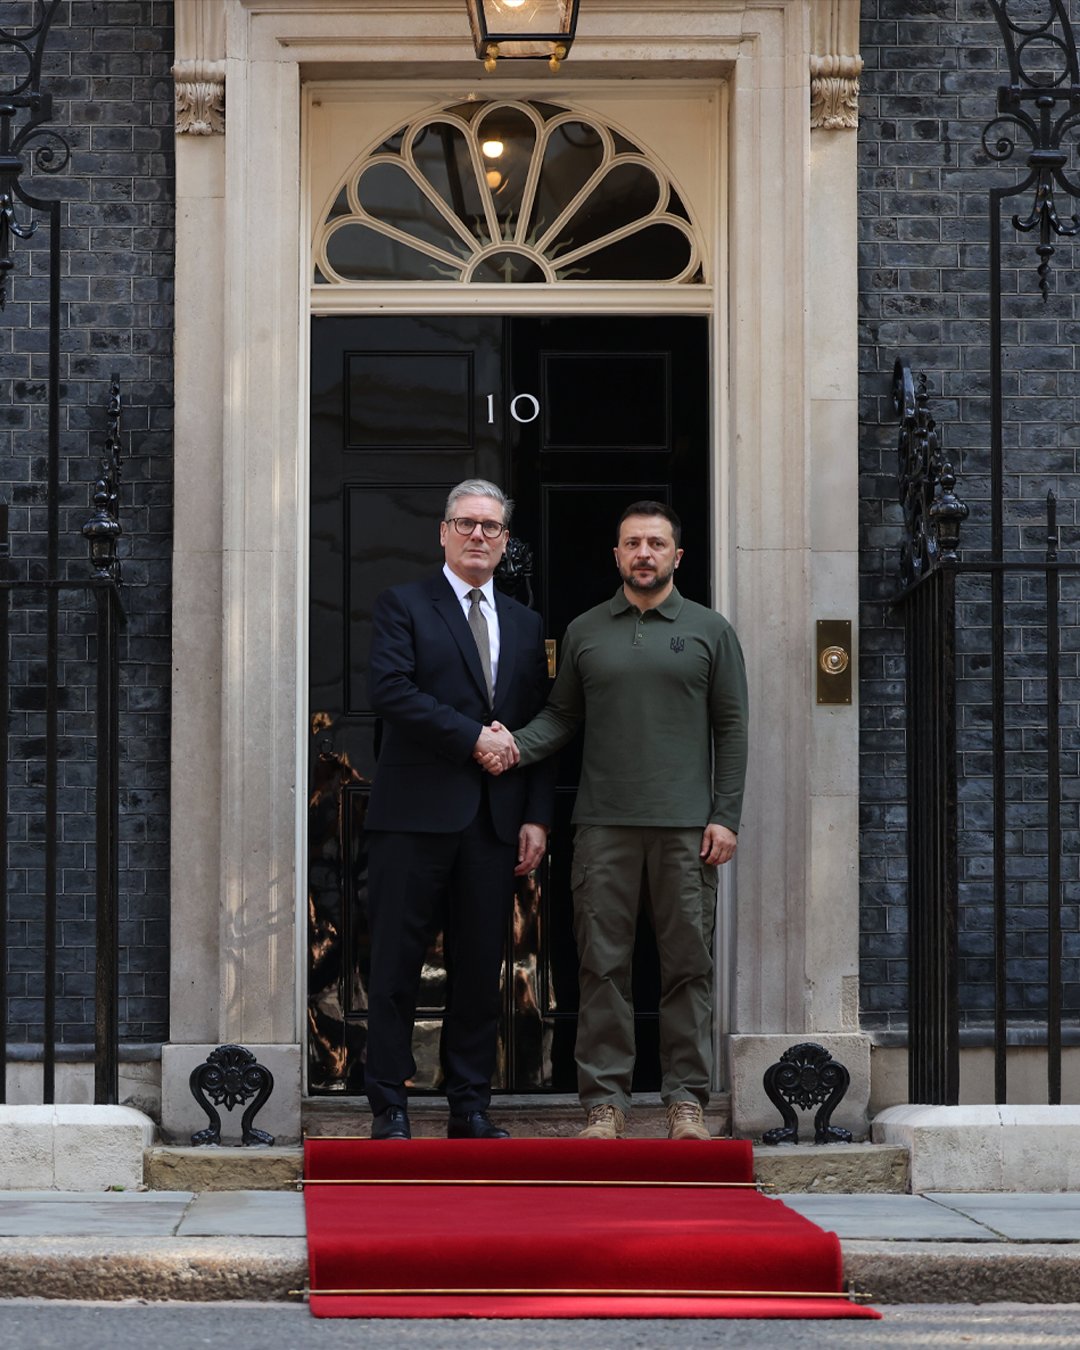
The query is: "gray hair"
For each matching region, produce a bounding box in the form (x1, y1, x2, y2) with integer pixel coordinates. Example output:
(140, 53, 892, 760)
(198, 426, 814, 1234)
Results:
(445, 479, 513, 527)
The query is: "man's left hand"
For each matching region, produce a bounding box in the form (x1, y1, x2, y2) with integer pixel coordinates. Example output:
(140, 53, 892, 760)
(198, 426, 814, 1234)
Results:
(700, 823, 737, 866)
(515, 822, 549, 876)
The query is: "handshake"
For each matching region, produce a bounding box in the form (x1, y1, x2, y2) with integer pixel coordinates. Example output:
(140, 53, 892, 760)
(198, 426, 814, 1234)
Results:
(473, 721, 519, 776)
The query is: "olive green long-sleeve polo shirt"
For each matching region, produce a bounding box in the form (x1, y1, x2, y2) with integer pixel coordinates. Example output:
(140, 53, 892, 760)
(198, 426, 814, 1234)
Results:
(512, 587, 749, 831)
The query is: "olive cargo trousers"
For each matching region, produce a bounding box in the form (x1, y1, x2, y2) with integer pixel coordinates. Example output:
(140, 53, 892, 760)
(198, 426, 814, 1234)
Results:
(570, 824, 717, 1114)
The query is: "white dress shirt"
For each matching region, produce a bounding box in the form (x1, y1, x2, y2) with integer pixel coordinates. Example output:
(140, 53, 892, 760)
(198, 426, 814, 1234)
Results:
(443, 563, 501, 689)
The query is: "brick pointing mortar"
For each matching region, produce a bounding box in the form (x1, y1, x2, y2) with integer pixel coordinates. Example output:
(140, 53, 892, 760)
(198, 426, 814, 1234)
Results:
(860, 0, 1080, 1035)
(1, 1, 174, 1049)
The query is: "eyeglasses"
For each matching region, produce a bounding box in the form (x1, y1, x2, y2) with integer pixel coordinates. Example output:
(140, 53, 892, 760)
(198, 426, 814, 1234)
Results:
(446, 517, 507, 540)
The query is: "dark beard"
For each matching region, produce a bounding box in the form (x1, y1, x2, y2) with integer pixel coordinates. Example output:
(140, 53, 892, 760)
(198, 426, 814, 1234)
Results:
(621, 563, 674, 593)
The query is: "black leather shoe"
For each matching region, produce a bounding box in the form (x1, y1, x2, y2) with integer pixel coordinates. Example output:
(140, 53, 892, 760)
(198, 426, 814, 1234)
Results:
(447, 1110, 510, 1139)
(371, 1106, 411, 1140)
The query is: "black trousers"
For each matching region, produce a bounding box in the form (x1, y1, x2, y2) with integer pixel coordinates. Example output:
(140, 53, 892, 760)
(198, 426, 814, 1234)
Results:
(364, 800, 516, 1116)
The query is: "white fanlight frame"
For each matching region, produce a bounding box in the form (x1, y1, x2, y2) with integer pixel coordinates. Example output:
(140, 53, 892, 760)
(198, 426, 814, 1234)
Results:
(312, 97, 705, 288)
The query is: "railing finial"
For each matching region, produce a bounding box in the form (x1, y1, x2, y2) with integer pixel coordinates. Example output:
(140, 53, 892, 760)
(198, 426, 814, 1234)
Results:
(895, 359, 969, 588)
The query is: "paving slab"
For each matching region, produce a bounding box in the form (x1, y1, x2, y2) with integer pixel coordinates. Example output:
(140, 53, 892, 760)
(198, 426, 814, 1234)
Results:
(179, 1191, 306, 1238)
(0, 1193, 193, 1238)
(779, 1193, 999, 1241)
(927, 1192, 1080, 1242)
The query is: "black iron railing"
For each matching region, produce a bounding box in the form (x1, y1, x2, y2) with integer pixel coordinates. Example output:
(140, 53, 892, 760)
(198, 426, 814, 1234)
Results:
(893, 362, 1080, 1105)
(890, 0, 1080, 1107)
(0, 4, 126, 1105)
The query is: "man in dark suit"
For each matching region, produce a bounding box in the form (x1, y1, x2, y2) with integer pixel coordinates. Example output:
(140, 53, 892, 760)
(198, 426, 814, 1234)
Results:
(364, 479, 554, 1140)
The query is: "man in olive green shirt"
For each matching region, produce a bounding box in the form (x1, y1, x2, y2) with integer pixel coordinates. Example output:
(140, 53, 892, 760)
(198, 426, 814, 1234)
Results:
(478, 502, 748, 1140)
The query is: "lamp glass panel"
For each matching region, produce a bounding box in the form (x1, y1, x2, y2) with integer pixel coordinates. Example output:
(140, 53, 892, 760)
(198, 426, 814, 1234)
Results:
(480, 0, 573, 36)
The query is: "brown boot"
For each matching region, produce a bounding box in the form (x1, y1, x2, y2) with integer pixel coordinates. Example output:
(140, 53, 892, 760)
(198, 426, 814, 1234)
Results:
(666, 1101, 711, 1140)
(578, 1104, 627, 1139)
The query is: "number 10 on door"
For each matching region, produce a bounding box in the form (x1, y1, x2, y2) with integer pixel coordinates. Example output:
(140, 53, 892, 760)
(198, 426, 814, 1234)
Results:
(487, 393, 540, 425)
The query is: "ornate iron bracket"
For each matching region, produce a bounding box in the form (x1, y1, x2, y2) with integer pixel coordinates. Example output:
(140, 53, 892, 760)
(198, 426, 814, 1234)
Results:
(0, 0, 69, 311)
(761, 1042, 853, 1146)
(984, 0, 1080, 300)
(494, 535, 535, 609)
(189, 1045, 276, 1146)
(82, 375, 123, 580)
(894, 358, 969, 589)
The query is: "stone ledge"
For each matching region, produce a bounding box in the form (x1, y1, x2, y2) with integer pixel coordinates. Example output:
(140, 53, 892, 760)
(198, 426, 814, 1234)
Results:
(843, 1241, 1080, 1305)
(143, 1139, 909, 1196)
(146, 1147, 303, 1192)
(753, 1142, 909, 1193)
(0, 1237, 307, 1301)
(0, 1235, 1078, 1304)
(872, 1105, 1080, 1192)
(0, 1106, 155, 1191)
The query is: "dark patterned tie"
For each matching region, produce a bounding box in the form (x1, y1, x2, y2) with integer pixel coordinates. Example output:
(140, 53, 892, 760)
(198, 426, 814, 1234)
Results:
(467, 588, 494, 704)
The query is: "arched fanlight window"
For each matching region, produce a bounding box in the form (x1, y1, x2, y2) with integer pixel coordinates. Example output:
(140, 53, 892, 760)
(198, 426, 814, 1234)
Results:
(313, 100, 704, 286)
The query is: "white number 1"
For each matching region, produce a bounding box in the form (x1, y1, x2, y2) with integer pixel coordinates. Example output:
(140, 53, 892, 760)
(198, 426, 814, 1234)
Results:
(485, 393, 541, 425)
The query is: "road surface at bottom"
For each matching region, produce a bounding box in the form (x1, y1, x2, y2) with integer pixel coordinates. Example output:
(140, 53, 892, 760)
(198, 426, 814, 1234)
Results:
(0, 1301, 1079, 1349)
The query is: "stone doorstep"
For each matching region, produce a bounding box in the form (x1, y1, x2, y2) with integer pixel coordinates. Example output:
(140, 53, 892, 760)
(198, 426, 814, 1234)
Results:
(144, 1140, 909, 1195)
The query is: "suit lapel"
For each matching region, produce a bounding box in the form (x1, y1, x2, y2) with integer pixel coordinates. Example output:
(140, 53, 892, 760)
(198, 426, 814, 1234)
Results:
(493, 589, 518, 710)
(430, 573, 491, 706)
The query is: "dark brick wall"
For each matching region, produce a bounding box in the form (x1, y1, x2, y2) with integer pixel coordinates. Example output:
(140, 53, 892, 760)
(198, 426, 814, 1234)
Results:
(1, 1, 174, 1050)
(859, 0, 1080, 1034)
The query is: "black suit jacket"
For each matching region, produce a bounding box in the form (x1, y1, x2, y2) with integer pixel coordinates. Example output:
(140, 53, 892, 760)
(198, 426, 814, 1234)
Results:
(366, 572, 555, 843)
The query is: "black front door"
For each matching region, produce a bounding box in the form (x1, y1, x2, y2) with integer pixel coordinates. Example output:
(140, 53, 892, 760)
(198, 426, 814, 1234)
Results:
(307, 314, 710, 1095)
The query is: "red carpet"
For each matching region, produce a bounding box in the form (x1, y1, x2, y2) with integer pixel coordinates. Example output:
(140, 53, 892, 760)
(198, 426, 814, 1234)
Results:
(303, 1137, 879, 1319)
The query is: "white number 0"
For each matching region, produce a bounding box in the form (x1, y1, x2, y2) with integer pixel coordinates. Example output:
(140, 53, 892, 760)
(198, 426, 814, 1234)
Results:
(486, 394, 541, 425)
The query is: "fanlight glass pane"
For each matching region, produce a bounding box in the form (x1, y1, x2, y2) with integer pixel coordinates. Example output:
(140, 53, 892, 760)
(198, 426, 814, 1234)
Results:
(375, 129, 406, 155)
(474, 106, 538, 241)
(548, 162, 662, 259)
(555, 223, 693, 282)
(470, 251, 547, 283)
(445, 101, 487, 124)
(528, 120, 605, 241)
(325, 223, 461, 282)
(356, 162, 466, 257)
(327, 187, 351, 222)
(410, 122, 490, 245)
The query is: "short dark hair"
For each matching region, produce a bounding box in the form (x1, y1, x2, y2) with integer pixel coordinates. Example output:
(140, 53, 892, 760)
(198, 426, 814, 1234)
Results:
(617, 500, 682, 546)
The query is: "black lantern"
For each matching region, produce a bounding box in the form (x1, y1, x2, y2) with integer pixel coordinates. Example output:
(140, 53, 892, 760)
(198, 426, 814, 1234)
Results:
(466, 0, 581, 73)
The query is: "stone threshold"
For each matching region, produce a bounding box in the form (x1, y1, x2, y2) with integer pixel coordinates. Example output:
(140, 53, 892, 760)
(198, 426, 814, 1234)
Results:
(144, 1138, 908, 1194)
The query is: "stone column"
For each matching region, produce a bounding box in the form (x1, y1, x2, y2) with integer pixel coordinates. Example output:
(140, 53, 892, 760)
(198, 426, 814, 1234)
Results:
(727, 0, 869, 1138)
(160, 0, 300, 1143)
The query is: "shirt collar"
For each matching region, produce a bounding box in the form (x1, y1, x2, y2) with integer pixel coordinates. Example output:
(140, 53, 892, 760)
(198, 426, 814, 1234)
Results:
(609, 585, 684, 621)
(443, 563, 496, 608)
